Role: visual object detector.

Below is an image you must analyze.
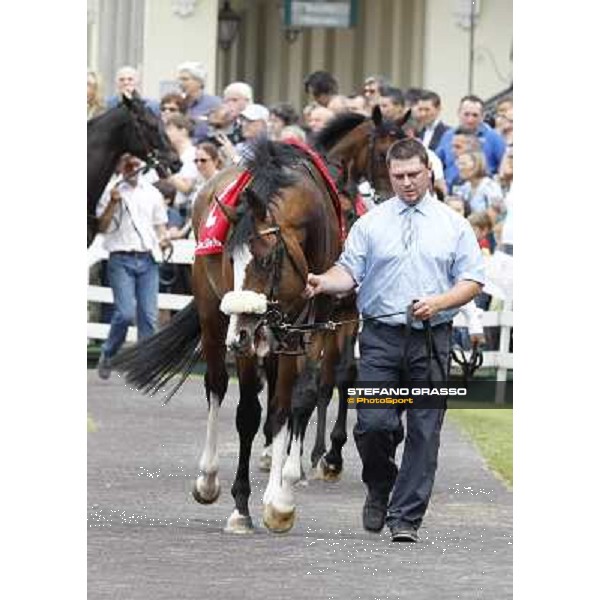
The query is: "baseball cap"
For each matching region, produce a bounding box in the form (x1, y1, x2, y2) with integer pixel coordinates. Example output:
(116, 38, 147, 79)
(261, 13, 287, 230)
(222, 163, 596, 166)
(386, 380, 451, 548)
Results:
(240, 103, 269, 122)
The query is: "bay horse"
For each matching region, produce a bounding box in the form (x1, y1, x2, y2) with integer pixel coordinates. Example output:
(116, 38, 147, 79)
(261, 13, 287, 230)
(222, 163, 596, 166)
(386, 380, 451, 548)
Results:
(114, 139, 341, 533)
(315, 105, 412, 201)
(87, 91, 181, 246)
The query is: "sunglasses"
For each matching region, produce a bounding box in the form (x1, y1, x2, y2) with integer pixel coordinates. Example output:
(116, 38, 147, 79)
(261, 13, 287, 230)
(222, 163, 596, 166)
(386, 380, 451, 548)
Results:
(161, 106, 179, 112)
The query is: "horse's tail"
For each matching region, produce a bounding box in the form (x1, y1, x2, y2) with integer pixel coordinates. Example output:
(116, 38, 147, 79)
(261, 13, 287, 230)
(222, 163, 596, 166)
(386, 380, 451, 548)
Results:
(112, 300, 201, 404)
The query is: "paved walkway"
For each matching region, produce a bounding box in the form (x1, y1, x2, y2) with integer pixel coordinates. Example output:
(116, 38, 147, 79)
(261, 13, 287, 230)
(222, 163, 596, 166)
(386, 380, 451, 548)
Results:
(88, 371, 512, 600)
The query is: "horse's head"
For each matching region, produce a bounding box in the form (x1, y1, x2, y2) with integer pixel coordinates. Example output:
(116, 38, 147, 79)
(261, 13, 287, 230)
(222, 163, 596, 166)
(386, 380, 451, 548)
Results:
(321, 106, 413, 200)
(121, 92, 182, 177)
(221, 141, 339, 357)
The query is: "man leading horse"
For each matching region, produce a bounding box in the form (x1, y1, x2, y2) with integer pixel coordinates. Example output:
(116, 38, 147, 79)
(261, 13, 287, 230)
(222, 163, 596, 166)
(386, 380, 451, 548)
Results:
(304, 138, 485, 542)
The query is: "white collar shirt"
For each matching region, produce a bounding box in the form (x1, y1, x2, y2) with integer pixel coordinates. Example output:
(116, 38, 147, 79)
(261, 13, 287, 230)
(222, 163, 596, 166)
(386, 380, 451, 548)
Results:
(96, 177, 168, 261)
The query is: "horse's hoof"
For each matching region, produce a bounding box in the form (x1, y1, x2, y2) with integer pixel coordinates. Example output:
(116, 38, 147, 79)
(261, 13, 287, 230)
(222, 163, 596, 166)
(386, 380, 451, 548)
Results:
(310, 450, 325, 469)
(263, 503, 295, 533)
(313, 457, 343, 482)
(224, 509, 254, 534)
(192, 474, 221, 504)
(259, 450, 272, 472)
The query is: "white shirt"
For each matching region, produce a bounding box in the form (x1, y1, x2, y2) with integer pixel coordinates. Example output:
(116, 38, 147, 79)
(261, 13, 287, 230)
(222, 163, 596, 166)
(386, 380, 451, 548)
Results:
(174, 144, 200, 208)
(422, 119, 440, 149)
(96, 177, 168, 261)
(427, 149, 444, 183)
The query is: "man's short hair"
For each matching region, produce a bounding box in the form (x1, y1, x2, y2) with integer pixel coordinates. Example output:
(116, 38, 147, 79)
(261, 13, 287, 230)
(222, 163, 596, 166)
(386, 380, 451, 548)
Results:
(459, 94, 484, 108)
(455, 127, 478, 137)
(304, 71, 339, 97)
(386, 138, 430, 167)
(419, 90, 442, 108)
(115, 65, 139, 82)
(380, 86, 405, 107)
(364, 74, 389, 89)
(269, 102, 299, 126)
(404, 87, 423, 106)
(223, 81, 254, 102)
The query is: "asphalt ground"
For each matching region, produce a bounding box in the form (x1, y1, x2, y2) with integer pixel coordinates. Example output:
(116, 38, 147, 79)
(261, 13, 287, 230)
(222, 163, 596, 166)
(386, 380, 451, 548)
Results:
(88, 370, 512, 600)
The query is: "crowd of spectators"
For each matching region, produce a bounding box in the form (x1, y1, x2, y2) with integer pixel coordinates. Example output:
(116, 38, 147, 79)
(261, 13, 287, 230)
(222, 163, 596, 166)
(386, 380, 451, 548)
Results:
(88, 64, 513, 352)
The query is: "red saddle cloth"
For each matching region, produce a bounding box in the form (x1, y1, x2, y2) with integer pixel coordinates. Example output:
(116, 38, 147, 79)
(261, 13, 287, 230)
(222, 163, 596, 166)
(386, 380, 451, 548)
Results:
(195, 141, 344, 257)
(195, 171, 252, 256)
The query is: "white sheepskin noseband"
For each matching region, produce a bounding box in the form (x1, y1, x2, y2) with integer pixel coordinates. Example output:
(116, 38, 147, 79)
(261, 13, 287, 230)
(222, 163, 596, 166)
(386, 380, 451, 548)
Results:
(220, 291, 268, 316)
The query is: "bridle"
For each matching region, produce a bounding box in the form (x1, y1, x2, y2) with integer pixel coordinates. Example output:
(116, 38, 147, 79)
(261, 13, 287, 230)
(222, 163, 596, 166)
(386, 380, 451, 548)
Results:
(364, 121, 404, 202)
(126, 104, 174, 178)
(246, 215, 316, 355)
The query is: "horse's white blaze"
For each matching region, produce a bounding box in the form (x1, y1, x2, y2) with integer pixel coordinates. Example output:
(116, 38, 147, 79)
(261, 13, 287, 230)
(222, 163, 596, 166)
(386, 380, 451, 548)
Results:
(263, 426, 288, 506)
(199, 393, 220, 475)
(225, 244, 253, 347)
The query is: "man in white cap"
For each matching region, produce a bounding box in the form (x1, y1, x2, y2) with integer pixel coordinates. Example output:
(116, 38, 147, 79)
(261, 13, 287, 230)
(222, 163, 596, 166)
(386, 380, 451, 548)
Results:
(177, 61, 221, 143)
(216, 103, 269, 165)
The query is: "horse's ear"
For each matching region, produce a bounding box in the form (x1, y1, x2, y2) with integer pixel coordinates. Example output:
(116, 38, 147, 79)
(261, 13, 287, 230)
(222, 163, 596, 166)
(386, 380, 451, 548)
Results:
(397, 108, 412, 129)
(372, 104, 383, 127)
(121, 92, 133, 107)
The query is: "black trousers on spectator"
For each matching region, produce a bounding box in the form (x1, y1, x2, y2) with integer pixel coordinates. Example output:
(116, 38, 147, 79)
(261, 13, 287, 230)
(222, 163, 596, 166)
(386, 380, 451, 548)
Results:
(353, 319, 451, 530)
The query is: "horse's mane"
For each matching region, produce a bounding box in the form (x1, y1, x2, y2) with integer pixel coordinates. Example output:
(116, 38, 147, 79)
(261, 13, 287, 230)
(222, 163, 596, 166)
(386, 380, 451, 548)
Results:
(228, 139, 305, 249)
(314, 112, 367, 152)
(87, 104, 123, 129)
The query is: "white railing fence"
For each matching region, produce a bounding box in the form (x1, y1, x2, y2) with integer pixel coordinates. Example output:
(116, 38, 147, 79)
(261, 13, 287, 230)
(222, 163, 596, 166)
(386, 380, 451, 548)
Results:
(88, 237, 513, 403)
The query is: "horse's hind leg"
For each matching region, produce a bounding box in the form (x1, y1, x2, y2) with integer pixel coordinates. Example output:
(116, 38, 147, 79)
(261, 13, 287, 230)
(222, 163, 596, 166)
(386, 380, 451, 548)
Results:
(225, 357, 262, 534)
(259, 354, 278, 472)
(318, 326, 357, 481)
(310, 334, 336, 468)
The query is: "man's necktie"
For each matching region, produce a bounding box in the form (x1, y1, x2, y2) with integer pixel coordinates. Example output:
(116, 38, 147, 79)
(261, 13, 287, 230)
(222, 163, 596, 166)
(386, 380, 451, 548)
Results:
(401, 206, 416, 251)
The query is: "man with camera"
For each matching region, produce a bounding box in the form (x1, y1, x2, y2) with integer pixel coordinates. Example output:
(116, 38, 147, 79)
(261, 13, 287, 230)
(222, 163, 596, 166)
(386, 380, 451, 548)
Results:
(95, 155, 170, 380)
(214, 103, 270, 166)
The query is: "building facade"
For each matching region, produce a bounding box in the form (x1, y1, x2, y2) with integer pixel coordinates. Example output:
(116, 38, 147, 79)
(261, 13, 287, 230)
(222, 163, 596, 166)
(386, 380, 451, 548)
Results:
(88, 0, 512, 124)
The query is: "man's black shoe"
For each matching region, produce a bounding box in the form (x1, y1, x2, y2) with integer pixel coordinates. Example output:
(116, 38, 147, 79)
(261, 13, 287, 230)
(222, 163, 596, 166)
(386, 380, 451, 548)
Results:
(362, 497, 387, 532)
(390, 523, 419, 543)
(97, 352, 112, 380)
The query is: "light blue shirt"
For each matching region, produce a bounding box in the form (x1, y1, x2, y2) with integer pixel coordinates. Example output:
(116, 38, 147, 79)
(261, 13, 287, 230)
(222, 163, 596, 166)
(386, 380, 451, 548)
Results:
(336, 192, 485, 327)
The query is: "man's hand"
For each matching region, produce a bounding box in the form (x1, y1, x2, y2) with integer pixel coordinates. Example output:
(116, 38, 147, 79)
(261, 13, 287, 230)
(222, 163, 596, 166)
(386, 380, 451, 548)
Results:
(159, 236, 173, 251)
(470, 333, 486, 347)
(110, 188, 122, 204)
(304, 273, 327, 299)
(216, 133, 240, 164)
(412, 296, 443, 321)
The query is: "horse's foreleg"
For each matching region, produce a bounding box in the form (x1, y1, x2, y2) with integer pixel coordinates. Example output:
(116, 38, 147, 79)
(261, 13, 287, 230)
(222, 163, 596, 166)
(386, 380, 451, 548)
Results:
(192, 340, 228, 505)
(225, 359, 262, 534)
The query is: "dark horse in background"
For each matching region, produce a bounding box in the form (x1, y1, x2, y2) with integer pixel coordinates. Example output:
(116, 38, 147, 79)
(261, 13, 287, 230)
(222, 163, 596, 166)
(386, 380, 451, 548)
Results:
(115, 140, 341, 533)
(87, 92, 181, 247)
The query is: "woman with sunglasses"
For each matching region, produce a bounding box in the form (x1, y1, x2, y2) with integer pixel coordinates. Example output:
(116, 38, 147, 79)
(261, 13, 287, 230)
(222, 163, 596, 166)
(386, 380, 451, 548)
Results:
(194, 142, 222, 182)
